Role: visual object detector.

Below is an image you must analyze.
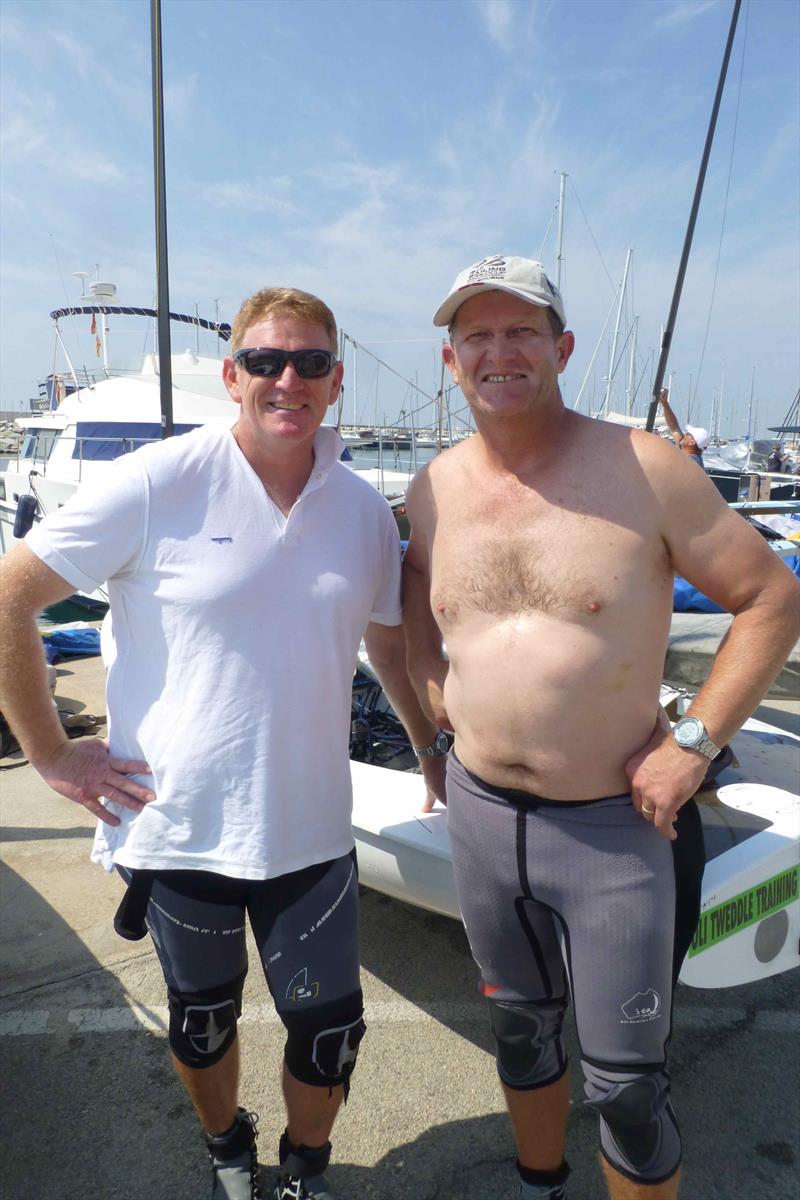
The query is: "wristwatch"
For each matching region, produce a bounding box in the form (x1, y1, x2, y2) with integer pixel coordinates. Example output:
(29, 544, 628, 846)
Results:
(672, 716, 720, 761)
(412, 730, 450, 759)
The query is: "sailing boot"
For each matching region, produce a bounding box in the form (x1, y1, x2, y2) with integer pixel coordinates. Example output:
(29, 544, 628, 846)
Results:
(272, 1131, 335, 1199)
(204, 1108, 262, 1200)
(517, 1159, 570, 1199)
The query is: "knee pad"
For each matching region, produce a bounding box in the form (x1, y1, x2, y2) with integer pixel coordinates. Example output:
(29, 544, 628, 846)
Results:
(283, 990, 365, 1091)
(583, 1062, 681, 1183)
(167, 975, 244, 1069)
(488, 999, 567, 1090)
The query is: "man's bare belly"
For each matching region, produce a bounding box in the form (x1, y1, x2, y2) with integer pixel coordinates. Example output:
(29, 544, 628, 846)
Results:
(419, 417, 678, 798)
(441, 605, 672, 800)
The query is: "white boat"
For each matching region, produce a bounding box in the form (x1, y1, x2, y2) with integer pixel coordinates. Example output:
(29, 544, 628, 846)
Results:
(349, 683, 800, 990)
(0, 285, 413, 559)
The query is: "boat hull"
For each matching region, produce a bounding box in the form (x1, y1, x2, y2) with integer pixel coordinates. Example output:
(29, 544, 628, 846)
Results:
(350, 717, 800, 989)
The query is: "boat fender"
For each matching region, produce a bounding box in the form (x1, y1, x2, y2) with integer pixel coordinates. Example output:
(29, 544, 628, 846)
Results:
(12, 493, 37, 538)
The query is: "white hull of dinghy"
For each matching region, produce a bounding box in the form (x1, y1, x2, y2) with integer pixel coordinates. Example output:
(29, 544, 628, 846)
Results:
(350, 717, 799, 990)
(351, 760, 459, 920)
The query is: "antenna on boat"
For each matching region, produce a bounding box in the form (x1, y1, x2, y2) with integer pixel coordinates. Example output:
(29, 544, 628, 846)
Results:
(644, 0, 742, 433)
(150, 0, 174, 439)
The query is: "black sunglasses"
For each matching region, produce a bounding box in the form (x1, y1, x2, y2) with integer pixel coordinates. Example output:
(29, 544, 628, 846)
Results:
(233, 347, 338, 379)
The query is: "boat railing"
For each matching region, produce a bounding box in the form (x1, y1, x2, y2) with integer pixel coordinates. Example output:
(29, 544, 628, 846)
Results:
(31, 369, 104, 413)
(12, 432, 164, 481)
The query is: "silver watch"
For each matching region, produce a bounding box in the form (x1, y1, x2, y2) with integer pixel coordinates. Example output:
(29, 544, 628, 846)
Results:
(672, 716, 720, 760)
(413, 730, 450, 758)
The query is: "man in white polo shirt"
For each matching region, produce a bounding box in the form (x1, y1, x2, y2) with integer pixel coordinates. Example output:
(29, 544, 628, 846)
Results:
(0, 286, 446, 1200)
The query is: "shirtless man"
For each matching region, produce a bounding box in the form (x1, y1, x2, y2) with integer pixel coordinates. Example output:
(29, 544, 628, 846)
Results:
(403, 255, 800, 1200)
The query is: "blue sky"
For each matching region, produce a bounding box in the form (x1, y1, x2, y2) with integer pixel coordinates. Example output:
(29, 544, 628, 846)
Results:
(1, 0, 798, 437)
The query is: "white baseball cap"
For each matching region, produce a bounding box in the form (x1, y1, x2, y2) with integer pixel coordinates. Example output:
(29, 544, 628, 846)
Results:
(433, 255, 566, 328)
(685, 425, 710, 450)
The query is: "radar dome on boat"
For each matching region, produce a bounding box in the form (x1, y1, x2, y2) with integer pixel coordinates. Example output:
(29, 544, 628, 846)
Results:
(87, 282, 117, 301)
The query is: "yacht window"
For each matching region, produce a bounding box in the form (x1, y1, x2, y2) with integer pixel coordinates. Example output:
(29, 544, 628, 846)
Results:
(72, 421, 200, 461)
(20, 430, 60, 462)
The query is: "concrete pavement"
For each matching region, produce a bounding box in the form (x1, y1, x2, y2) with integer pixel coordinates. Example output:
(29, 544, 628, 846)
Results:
(664, 612, 800, 700)
(1, 651, 798, 1199)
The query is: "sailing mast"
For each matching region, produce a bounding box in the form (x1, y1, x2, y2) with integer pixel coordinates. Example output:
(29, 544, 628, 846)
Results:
(556, 171, 567, 290)
(601, 248, 632, 418)
(626, 316, 639, 417)
(150, 0, 174, 439)
(645, 0, 742, 433)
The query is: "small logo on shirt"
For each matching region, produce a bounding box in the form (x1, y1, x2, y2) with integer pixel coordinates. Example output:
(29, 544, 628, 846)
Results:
(620, 988, 661, 1023)
(210, 536, 233, 544)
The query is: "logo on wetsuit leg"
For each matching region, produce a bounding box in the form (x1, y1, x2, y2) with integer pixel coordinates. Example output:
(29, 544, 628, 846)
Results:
(286, 967, 320, 1003)
(620, 988, 661, 1023)
(183, 999, 238, 1056)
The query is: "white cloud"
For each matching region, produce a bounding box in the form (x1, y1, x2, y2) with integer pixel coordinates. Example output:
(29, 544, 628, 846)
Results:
(62, 151, 128, 186)
(0, 91, 55, 153)
(198, 181, 296, 214)
(165, 73, 200, 126)
(1, 0, 795, 432)
(0, 190, 25, 213)
(0, 90, 130, 186)
(480, 0, 515, 51)
(48, 28, 95, 77)
(45, 23, 149, 124)
(0, 10, 24, 45)
(654, 1, 720, 31)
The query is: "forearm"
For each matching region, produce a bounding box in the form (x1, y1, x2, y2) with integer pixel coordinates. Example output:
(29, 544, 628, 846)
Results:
(660, 399, 682, 442)
(686, 582, 800, 744)
(401, 554, 450, 725)
(369, 650, 440, 747)
(0, 550, 76, 766)
(0, 606, 68, 766)
(406, 646, 450, 727)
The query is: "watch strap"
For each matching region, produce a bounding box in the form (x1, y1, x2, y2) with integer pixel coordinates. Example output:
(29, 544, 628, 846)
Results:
(673, 717, 720, 761)
(413, 732, 449, 758)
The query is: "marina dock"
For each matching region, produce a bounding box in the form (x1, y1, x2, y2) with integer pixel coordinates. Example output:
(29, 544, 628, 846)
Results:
(1, 645, 798, 1199)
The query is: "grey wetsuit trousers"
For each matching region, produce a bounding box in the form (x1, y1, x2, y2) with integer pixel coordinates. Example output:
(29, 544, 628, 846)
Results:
(445, 751, 704, 1184)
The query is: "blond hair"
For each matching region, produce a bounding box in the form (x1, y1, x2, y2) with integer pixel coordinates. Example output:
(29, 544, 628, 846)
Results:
(231, 287, 338, 353)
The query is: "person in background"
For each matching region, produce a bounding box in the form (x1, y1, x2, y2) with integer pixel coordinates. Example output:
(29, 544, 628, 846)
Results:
(658, 388, 709, 466)
(0, 286, 447, 1200)
(403, 253, 800, 1200)
(767, 444, 789, 473)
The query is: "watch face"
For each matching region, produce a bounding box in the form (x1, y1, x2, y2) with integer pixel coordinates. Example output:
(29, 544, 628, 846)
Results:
(435, 731, 449, 754)
(674, 717, 703, 747)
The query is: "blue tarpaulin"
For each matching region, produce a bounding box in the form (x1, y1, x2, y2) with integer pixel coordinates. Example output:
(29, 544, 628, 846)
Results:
(673, 555, 800, 612)
(673, 577, 724, 614)
(41, 627, 101, 659)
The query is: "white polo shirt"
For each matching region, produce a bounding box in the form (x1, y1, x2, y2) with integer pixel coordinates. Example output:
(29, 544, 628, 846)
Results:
(27, 424, 402, 879)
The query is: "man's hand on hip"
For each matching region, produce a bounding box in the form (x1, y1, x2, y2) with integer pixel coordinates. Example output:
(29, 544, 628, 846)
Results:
(624, 714, 707, 841)
(31, 738, 155, 826)
(419, 754, 448, 813)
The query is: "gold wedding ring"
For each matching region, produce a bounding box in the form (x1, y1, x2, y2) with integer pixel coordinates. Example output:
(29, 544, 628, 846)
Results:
(641, 805, 656, 816)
